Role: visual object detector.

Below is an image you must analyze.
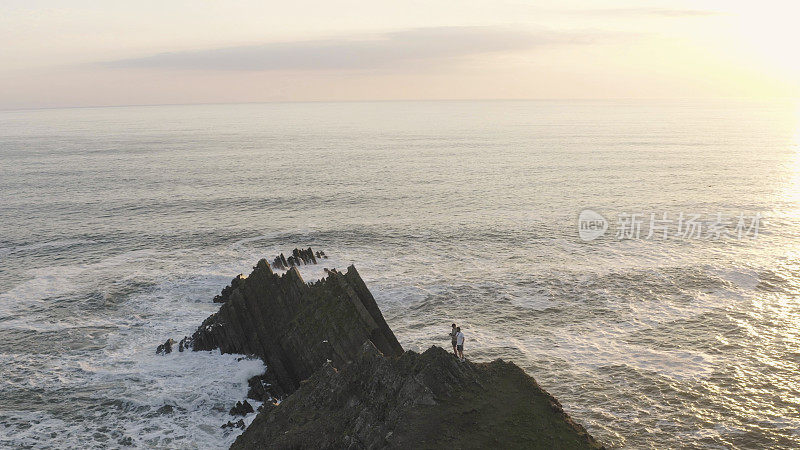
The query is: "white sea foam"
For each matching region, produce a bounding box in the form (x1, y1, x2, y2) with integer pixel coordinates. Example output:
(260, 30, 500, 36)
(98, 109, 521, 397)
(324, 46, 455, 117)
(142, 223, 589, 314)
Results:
(0, 249, 273, 449)
(0, 349, 265, 449)
(0, 249, 164, 321)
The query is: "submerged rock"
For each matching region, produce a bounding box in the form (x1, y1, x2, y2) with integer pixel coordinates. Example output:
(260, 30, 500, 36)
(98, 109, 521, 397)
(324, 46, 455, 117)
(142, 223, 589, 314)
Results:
(155, 404, 174, 415)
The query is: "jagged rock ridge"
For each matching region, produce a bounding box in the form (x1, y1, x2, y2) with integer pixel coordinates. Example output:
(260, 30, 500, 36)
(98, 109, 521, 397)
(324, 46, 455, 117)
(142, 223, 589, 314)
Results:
(270, 247, 327, 270)
(162, 249, 602, 448)
(211, 248, 327, 304)
(186, 255, 403, 394)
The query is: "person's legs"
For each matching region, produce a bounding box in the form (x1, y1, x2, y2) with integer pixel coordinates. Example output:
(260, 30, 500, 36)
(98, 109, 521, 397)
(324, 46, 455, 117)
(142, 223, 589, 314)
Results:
(457, 345, 464, 361)
(452, 342, 457, 355)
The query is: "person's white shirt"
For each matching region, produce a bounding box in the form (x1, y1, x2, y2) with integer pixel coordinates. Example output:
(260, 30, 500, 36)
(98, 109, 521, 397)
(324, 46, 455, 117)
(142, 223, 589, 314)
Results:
(456, 331, 464, 346)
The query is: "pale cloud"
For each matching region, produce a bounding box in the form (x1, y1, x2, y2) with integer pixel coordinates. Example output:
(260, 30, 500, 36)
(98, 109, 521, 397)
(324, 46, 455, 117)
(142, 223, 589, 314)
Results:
(100, 26, 619, 71)
(1, 2, 796, 108)
(574, 8, 721, 17)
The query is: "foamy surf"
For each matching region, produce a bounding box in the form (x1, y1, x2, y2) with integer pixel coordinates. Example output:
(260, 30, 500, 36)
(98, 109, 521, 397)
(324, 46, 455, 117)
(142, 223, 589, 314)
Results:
(0, 247, 289, 448)
(0, 349, 265, 448)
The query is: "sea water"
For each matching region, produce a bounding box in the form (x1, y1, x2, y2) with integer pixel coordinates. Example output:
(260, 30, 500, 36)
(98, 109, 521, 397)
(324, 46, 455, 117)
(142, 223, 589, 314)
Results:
(1, 100, 799, 448)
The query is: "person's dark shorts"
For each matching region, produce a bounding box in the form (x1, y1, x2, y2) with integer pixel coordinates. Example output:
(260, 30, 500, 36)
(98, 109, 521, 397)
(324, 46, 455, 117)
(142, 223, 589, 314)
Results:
(456, 344, 463, 352)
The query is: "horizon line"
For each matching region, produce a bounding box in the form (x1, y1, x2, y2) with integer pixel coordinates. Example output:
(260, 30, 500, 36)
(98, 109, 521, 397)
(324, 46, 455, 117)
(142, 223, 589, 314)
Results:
(2, 96, 797, 112)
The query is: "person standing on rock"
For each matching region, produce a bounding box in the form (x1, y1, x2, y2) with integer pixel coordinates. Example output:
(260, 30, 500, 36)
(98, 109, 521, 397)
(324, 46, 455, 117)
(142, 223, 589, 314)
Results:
(450, 323, 458, 355)
(456, 327, 465, 362)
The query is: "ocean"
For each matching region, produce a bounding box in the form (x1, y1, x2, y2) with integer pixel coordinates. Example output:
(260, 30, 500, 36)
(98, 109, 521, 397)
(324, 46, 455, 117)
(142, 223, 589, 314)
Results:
(1, 100, 799, 448)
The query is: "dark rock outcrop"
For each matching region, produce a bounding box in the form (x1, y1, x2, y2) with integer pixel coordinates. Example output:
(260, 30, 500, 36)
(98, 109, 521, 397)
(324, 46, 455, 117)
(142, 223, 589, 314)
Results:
(246, 373, 279, 403)
(162, 250, 601, 448)
(213, 275, 245, 303)
(177, 336, 189, 352)
(229, 400, 254, 416)
(186, 259, 403, 394)
(232, 342, 603, 449)
(271, 247, 321, 270)
(155, 338, 175, 355)
(222, 419, 246, 430)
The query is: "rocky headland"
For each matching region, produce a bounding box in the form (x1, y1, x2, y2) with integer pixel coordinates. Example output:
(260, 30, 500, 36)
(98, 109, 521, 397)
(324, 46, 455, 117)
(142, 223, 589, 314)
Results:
(158, 248, 603, 449)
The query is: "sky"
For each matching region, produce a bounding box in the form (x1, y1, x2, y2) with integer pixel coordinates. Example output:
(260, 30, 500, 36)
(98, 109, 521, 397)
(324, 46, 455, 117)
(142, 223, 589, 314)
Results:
(0, 0, 798, 108)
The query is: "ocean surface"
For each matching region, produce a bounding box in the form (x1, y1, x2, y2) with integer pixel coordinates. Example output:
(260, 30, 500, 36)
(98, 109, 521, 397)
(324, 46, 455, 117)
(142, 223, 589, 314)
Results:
(1, 100, 799, 449)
